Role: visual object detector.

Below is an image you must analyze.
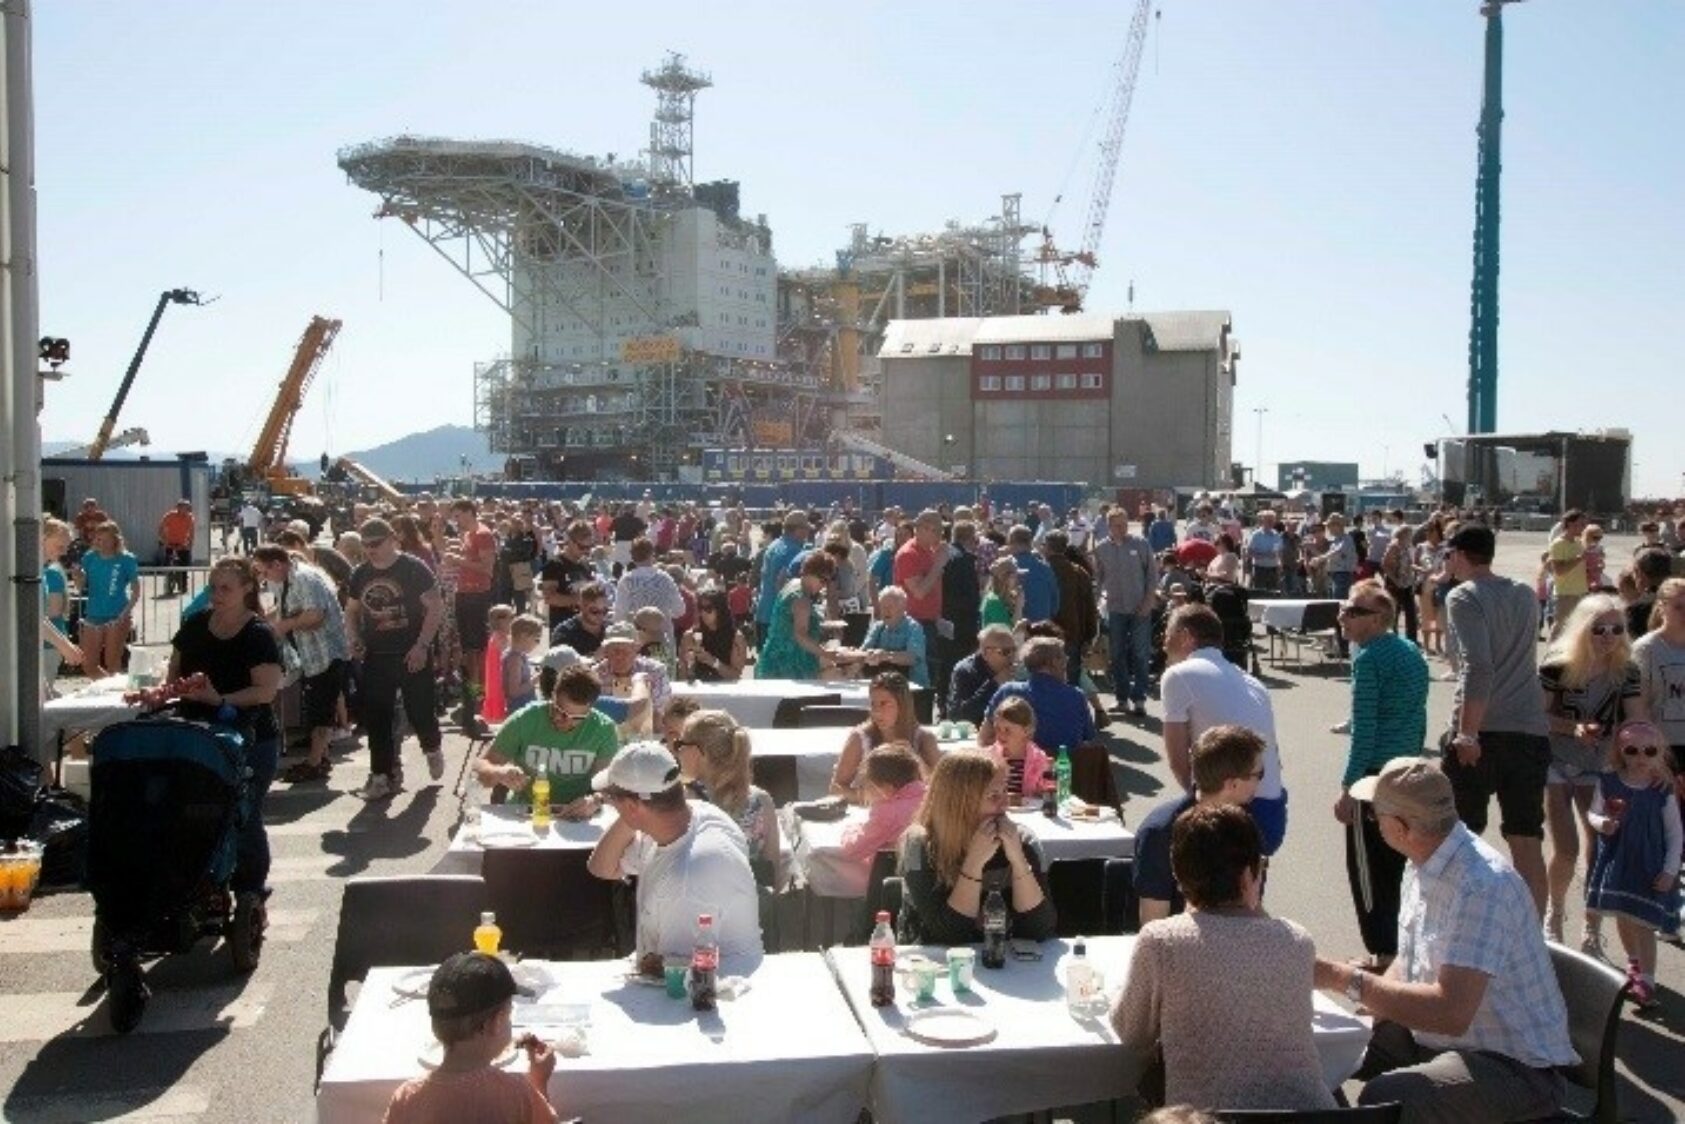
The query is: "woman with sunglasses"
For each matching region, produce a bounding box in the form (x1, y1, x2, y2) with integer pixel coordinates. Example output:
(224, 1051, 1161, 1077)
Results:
(680, 589, 746, 682)
(673, 709, 779, 883)
(167, 557, 284, 925)
(896, 750, 1055, 945)
(475, 664, 618, 818)
(1537, 594, 1648, 952)
(1583, 722, 1681, 1008)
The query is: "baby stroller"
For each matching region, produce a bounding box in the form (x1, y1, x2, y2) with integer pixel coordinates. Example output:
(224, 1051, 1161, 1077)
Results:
(85, 713, 263, 1033)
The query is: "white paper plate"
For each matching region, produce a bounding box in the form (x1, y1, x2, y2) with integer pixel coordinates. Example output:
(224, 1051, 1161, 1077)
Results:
(903, 1007, 996, 1047)
(478, 833, 539, 848)
(419, 1039, 518, 1069)
(390, 967, 434, 1000)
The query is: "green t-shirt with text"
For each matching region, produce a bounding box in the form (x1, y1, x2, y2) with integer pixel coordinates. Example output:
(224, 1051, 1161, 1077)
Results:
(490, 702, 620, 803)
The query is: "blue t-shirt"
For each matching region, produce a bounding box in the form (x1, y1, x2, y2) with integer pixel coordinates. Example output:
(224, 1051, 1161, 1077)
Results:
(82, 550, 139, 622)
(867, 546, 896, 590)
(42, 563, 68, 648)
(985, 673, 1095, 750)
(1011, 550, 1060, 623)
(1132, 793, 1196, 913)
(1145, 518, 1178, 554)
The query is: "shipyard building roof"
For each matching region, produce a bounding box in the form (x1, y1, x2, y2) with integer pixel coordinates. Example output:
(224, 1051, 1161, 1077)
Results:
(878, 310, 1232, 359)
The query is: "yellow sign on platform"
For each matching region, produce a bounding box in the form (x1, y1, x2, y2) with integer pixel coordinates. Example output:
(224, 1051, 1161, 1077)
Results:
(620, 336, 681, 364)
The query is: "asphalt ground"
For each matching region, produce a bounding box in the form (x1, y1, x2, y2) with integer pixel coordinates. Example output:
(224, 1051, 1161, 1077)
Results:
(0, 529, 1677, 1122)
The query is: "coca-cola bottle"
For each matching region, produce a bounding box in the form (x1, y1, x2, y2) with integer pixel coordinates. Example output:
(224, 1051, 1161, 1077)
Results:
(869, 910, 896, 1007)
(688, 913, 719, 1011)
(981, 889, 1008, 969)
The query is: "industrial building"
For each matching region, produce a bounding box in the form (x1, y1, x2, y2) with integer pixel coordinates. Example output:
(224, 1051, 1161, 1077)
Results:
(877, 311, 1237, 488)
(336, 18, 1195, 485)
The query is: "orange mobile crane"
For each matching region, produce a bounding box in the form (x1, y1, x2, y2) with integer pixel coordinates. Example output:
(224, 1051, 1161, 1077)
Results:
(246, 316, 341, 495)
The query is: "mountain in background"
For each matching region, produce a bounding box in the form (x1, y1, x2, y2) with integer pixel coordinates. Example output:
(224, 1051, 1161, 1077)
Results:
(327, 424, 494, 482)
(42, 424, 495, 483)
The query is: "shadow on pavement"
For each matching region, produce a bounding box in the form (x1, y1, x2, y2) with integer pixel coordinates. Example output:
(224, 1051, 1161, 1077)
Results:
(318, 786, 441, 878)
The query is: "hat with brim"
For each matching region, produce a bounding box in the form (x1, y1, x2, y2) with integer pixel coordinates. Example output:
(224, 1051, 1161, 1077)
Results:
(592, 739, 683, 797)
(600, 621, 640, 647)
(1348, 756, 1455, 824)
(427, 951, 531, 1019)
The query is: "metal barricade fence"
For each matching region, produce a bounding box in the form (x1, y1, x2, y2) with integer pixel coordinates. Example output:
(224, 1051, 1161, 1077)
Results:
(66, 566, 214, 649)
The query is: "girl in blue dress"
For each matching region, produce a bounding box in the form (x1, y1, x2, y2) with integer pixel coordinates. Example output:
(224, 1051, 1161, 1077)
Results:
(1585, 721, 1682, 1009)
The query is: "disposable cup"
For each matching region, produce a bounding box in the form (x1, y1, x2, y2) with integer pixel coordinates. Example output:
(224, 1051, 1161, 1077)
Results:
(946, 948, 976, 993)
(663, 956, 689, 999)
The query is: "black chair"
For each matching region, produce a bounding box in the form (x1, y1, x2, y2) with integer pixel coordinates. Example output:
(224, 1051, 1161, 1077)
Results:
(797, 705, 870, 729)
(910, 686, 934, 724)
(320, 874, 488, 1081)
(1215, 1105, 1401, 1122)
(849, 849, 901, 943)
(481, 849, 616, 959)
(1271, 599, 1343, 667)
(773, 693, 842, 728)
(841, 613, 872, 648)
(1542, 940, 1630, 1123)
(757, 883, 784, 953)
(1101, 857, 1138, 934)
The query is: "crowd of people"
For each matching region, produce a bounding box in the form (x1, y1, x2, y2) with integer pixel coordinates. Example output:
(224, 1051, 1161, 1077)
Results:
(35, 486, 1685, 1122)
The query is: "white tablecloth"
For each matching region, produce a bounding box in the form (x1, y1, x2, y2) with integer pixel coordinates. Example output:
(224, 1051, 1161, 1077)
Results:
(40, 676, 141, 752)
(316, 953, 874, 1124)
(1247, 598, 1339, 631)
(672, 678, 871, 727)
(826, 936, 1371, 1123)
(745, 726, 850, 801)
(431, 803, 617, 876)
(791, 805, 1134, 900)
(433, 802, 791, 885)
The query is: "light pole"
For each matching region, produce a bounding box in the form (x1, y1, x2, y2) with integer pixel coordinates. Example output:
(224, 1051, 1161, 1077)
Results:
(1252, 407, 1269, 486)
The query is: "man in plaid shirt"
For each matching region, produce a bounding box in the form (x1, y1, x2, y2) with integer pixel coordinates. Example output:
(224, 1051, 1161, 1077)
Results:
(1316, 758, 1577, 1122)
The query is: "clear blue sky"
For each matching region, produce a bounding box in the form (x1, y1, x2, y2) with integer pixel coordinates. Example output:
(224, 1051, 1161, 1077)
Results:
(32, 1, 1685, 496)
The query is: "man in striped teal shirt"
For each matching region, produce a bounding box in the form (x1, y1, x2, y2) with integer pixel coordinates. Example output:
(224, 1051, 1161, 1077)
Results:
(1335, 579, 1429, 963)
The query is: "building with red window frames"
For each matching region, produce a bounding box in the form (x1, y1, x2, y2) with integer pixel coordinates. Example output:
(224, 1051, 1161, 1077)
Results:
(877, 311, 1237, 488)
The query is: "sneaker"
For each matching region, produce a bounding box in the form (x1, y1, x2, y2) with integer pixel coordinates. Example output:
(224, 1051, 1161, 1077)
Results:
(425, 749, 446, 782)
(1629, 974, 1660, 1010)
(390, 766, 406, 791)
(1542, 909, 1564, 944)
(1580, 930, 1609, 963)
(1131, 702, 1147, 718)
(329, 726, 360, 747)
(353, 774, 394, 801)
(1330, 719, 1352, 735)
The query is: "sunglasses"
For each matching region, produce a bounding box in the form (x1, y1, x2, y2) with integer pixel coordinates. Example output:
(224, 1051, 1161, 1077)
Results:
(1337, 602, 1378, 617)
(550, 705, 591, 727)
(1589, 624, 1625, 637)
(1622, 745, 1660, 758)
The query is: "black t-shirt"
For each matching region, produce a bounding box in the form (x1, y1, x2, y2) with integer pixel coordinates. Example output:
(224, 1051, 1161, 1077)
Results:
(172, 613, 283, 742)
(611, 513, 646, 543)
(348, 553, 437, 654)
(540, 554, 596, 627)
(709, 552, 751, 584)
(551, 614, 603, 657)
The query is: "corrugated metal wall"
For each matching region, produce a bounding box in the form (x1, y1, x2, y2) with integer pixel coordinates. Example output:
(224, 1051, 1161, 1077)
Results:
(40, 459, 213, 563)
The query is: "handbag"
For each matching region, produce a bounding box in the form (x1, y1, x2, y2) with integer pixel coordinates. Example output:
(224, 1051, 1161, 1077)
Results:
(510, 560, 535, 593)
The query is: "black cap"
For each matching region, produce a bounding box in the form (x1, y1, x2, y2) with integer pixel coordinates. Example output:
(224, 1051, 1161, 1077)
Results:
(427, 951, 525, 1019)
(1445, 524, 1494, 558)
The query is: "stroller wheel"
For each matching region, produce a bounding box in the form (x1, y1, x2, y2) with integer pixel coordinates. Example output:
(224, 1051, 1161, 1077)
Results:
(105, 954, 149, 1034)
(229, 892, 265, 973)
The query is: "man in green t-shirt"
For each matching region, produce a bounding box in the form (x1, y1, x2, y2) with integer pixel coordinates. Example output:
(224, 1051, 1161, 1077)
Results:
(475, 665, 620, 815)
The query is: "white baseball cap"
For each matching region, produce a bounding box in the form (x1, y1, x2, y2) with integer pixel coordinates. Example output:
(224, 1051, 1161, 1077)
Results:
(592, 740, 683, 797)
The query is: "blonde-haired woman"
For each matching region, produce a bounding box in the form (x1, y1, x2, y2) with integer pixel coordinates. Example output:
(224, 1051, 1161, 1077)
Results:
(981, 555, 1022, 629)
(675, 709, 778, 882)
(830, 671, 940, 800)
(1539, 593, 1648, 952)
(40, 517, 83, 694)
(897, 750, 1056, 944)
(78, 520, 141, 679)
(1631, 577, 1685, 863)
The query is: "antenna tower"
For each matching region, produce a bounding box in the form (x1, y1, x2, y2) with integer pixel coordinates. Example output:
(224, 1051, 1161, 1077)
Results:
(641, 52, 712, 189)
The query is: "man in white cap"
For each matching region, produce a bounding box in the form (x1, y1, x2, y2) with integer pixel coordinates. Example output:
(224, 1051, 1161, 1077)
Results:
(586, 741, 762, 974)
(1315, 757, 1576, 1123)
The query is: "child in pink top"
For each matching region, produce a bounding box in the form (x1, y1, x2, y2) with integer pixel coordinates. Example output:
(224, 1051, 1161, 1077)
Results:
(481, 604, 516, 723)
(837, 743, 928, 897)
(984, 695, 1053, 801)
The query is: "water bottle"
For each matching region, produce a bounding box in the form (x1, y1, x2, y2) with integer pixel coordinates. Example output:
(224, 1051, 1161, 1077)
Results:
(869, 910, 897, 1007)
(981, 889, 1008, 969)
(530, 776, 551, 831)
(1064, 936, 1097, 1014)
(1054, 745, 1072, 807)
(473, 911, 502, 954)
(688, 913, 719, 1010)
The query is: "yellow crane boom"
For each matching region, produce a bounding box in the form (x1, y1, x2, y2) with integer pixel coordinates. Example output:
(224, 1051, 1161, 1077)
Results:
(250, 316, 340, 493)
